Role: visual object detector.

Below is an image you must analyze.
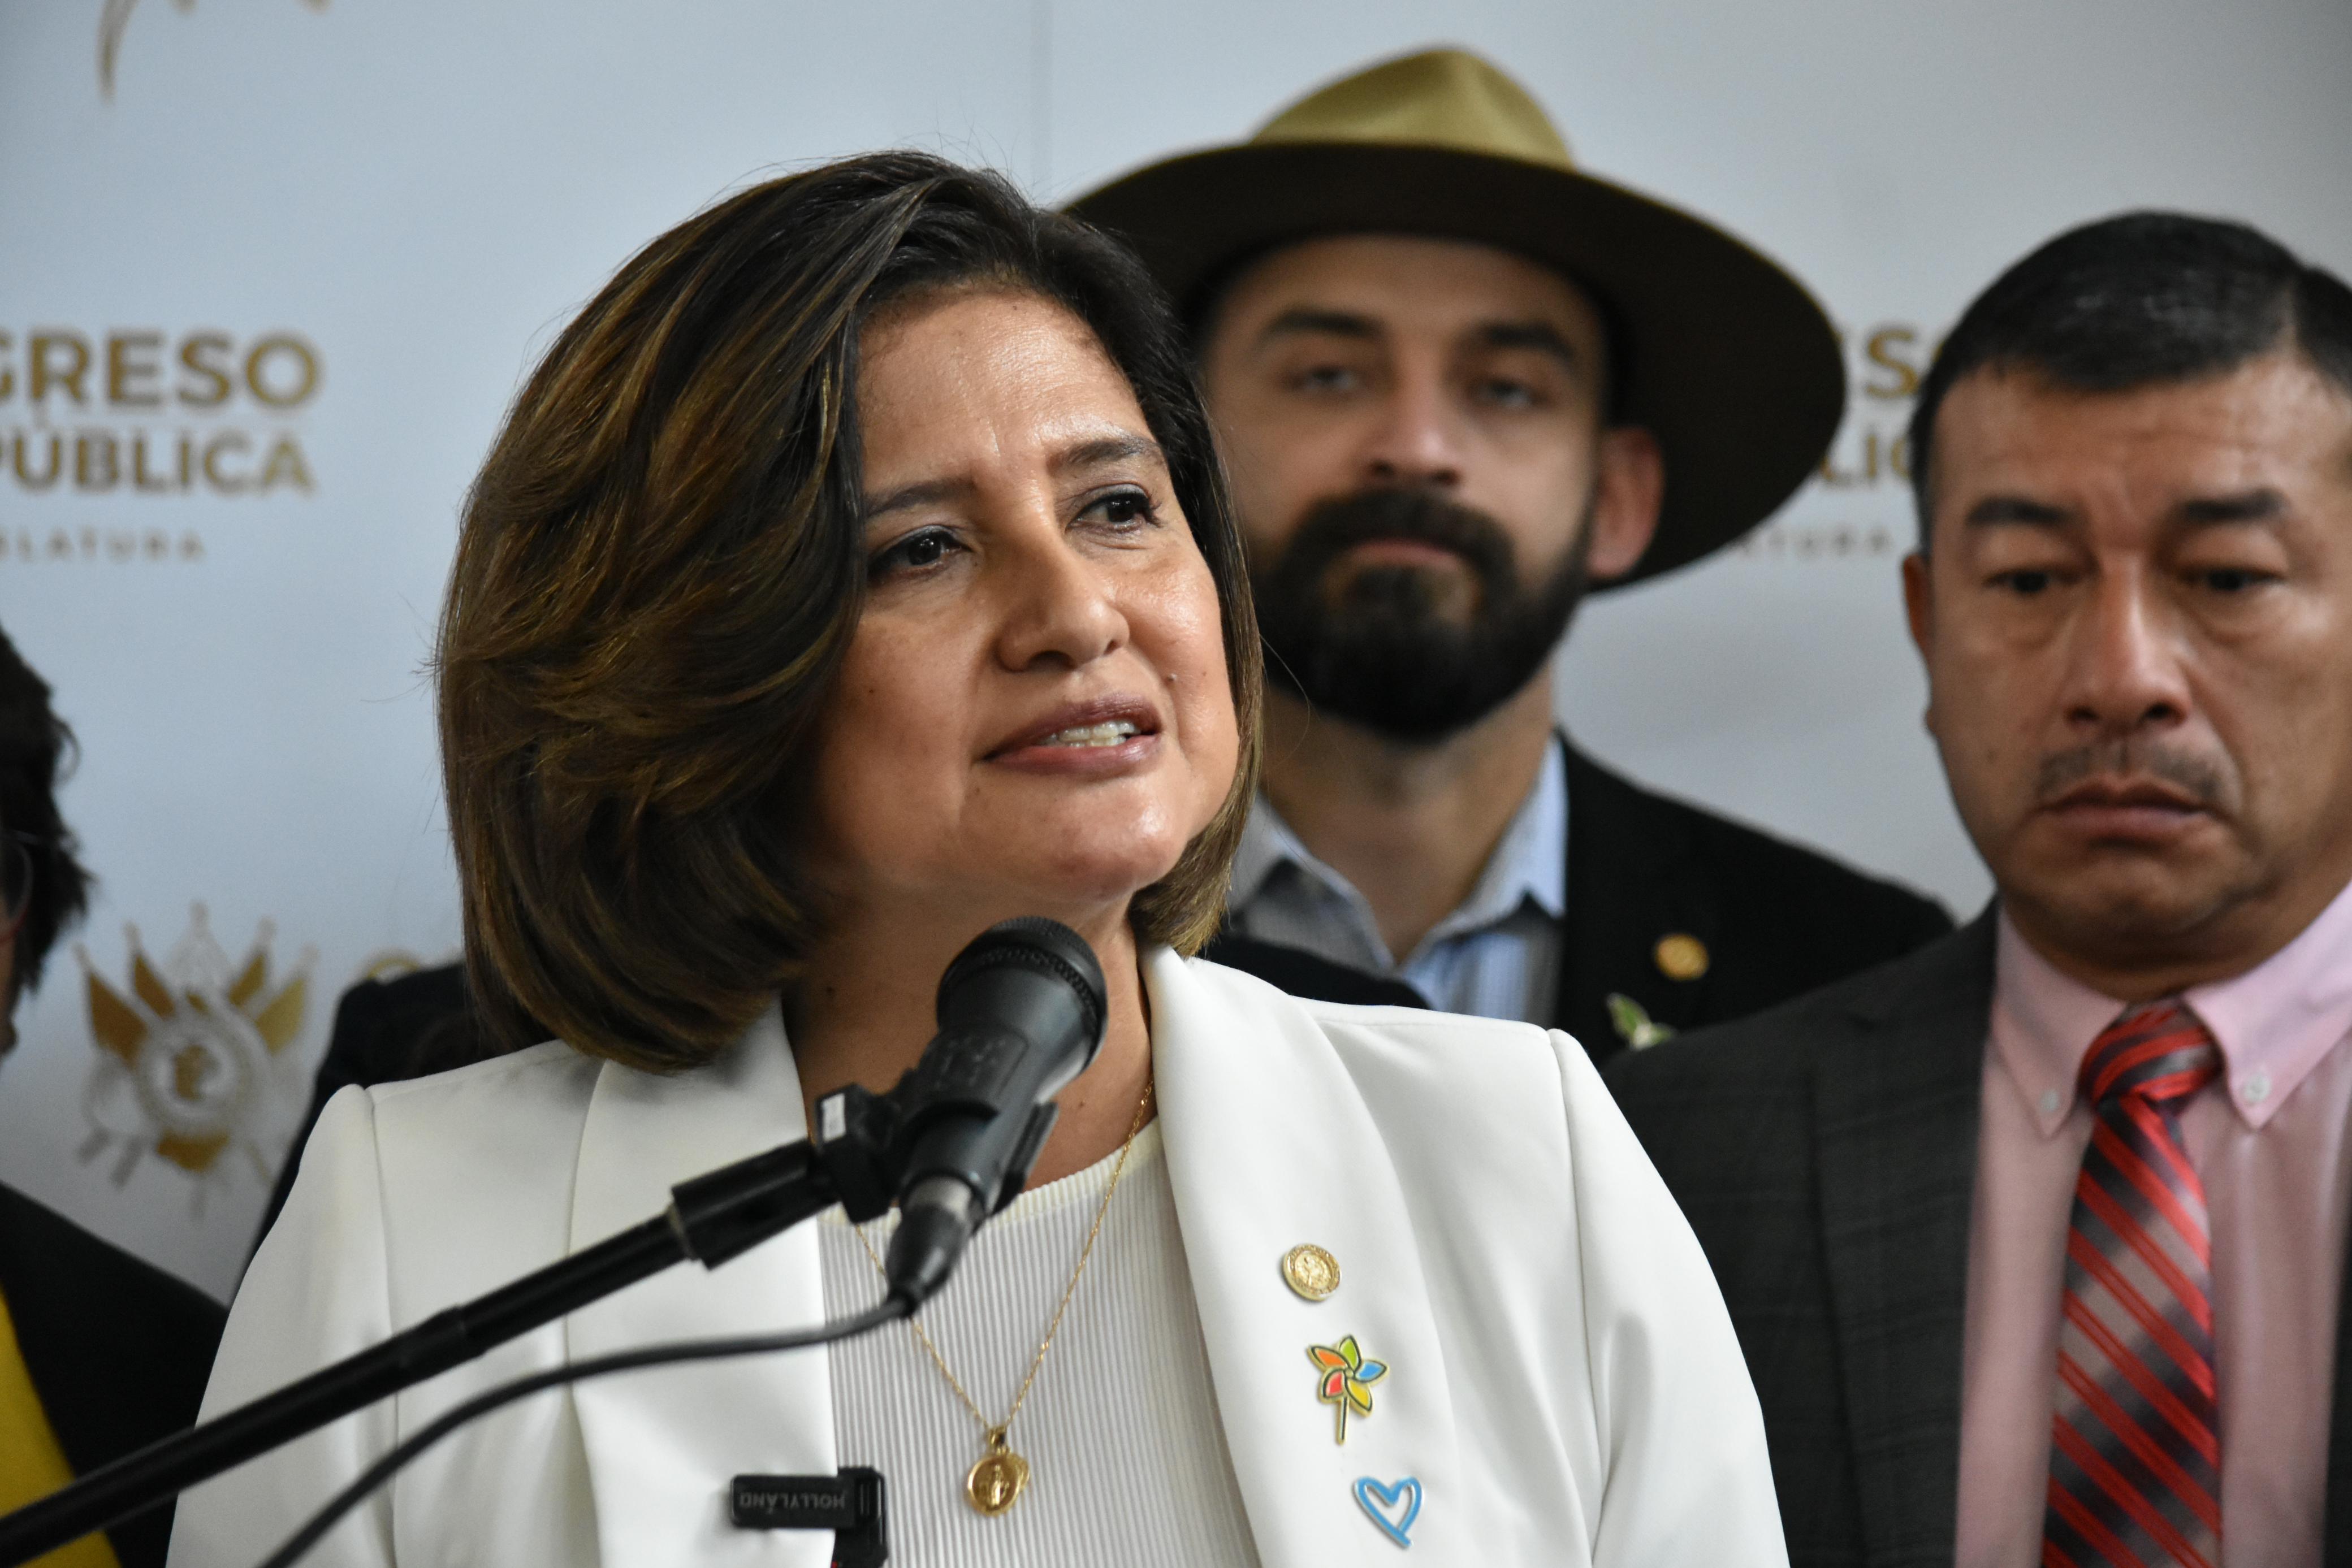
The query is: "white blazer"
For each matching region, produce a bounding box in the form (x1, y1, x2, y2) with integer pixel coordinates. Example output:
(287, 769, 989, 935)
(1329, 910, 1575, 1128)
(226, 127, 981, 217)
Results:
(171, 951, 1785, 1567)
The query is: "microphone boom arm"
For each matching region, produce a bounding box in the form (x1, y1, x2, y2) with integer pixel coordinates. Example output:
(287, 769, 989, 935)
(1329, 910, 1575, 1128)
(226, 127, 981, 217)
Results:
(0, 914, 1106, 1568)
(0, 1127, 871, 1568)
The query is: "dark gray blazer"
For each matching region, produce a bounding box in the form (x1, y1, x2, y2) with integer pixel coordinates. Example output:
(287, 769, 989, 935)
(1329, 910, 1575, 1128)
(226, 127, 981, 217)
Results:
(1604, 913, 2352, 1567)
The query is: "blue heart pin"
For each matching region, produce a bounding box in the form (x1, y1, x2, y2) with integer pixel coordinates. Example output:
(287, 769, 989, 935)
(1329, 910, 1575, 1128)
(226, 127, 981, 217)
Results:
(1354, 1475, 1421, 1547)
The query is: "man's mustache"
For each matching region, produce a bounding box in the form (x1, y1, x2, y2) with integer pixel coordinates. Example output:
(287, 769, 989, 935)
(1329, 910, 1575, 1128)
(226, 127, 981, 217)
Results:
(2033, 739, 2227, 809)
(1277, 487, 1518, 583)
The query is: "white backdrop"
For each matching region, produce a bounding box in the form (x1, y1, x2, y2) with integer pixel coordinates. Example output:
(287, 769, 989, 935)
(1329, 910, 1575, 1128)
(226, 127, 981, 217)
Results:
(3, 0, 2347, 1299)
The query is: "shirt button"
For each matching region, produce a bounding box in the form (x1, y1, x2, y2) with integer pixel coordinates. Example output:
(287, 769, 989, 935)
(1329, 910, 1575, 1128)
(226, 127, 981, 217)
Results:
(2039, 1088, 2063, 1117)
(2242, 1071, 2272, 1105)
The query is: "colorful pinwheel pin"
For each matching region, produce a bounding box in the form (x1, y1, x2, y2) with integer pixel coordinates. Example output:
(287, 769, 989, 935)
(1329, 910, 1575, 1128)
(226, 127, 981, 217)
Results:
(1307, 1335, 1387, 1444)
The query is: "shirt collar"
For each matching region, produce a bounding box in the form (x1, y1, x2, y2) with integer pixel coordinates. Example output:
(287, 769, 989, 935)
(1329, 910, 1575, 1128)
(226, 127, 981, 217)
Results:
(1432, 733, 1568, 934)
(2184, 877, 2352, 1130)
(1228, 794, 1311, 914)
(1227, 735, 1568, 959)
(1991, 873, 2352, 1136)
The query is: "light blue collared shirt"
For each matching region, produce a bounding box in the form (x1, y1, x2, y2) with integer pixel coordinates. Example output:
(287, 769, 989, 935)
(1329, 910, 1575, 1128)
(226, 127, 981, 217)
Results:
(1225, 737, 1567, 1024)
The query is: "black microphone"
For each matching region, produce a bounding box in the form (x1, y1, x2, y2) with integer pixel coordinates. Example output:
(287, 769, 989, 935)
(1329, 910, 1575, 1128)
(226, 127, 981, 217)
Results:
(872, 917, 1107, 1307)
(0, 919, 1105, 1567)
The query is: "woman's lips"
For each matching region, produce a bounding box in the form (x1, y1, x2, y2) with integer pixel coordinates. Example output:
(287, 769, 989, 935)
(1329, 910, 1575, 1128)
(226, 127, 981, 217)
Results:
(985, 696, 1163, 773)
(1033, 718, 1143, 748)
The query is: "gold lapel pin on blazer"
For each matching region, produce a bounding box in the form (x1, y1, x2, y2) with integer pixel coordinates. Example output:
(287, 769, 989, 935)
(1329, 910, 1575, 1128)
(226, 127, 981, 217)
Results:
(1282, 1243, 1340, 1301)
(1654, 933, 1710, 981)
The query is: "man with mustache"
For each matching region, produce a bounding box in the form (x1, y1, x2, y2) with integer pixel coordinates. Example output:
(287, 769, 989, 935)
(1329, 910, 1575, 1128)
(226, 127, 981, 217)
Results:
(1071, 48, 1952, 1051)
(1609, 213, 2352, 1566)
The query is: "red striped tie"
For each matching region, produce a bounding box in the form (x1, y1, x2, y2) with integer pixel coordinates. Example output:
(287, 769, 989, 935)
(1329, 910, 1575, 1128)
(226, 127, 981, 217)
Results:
(2043, 998, 2223, 1568)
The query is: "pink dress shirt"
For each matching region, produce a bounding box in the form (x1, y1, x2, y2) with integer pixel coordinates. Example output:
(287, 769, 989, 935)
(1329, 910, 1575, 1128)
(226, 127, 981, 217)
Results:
(1956, 882, 2352, 1567)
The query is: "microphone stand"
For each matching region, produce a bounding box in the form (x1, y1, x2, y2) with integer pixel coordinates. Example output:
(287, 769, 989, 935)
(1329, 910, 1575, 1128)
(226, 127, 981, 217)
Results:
(0, 912, 1100, 1568)
(0, 1095, 905, 1568)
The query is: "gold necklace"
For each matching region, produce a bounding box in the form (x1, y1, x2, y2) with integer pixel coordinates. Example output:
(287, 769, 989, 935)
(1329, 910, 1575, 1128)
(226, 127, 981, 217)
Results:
(855, 1077, 1155, 1518)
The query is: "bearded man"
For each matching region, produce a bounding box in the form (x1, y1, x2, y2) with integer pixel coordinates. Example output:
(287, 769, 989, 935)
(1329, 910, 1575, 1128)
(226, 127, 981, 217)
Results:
(250, 50, 1959, 1253)
(1071, 48, 1951, 1056)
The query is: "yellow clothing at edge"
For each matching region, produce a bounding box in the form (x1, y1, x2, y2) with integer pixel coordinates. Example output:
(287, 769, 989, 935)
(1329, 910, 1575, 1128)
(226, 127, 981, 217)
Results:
(0, 1283, 122, 1568)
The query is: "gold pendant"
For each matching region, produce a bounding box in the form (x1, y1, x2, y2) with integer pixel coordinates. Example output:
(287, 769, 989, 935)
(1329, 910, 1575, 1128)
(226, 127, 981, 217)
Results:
(965, 1426, 1030, 1516)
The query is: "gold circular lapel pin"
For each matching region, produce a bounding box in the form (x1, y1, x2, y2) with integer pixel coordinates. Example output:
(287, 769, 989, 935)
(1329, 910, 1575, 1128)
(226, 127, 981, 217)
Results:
(1654, 933, 1710, 981)
(1282, 1244, 1340, 1301)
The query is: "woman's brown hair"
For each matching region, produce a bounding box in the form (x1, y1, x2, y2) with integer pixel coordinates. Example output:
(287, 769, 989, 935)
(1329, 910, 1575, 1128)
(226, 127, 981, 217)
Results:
(439, 153, 1263, 1072)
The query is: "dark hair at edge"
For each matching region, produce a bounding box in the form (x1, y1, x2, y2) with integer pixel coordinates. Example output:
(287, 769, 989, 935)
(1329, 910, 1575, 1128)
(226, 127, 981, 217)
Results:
(0, 625, 95, 1002)
(1908, 210, 2352, 542)
(438, 152, 1264, 1073)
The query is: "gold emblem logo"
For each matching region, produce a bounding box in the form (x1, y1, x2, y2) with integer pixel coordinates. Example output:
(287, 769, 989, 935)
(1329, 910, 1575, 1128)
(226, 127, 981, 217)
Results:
(77, 903, 311, 1196)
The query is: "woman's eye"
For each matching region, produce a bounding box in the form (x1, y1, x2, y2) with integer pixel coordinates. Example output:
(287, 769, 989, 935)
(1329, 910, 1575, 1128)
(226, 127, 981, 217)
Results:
(871, 527, 957, 578)
(1082, 488, 1156, 529)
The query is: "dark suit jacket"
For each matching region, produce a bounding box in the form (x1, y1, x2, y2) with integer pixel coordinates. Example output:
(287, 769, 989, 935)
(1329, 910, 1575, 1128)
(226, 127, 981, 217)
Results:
(0, 1183, 225, 1568)
(1603, 914, 2352, 1566)
(1209, 739, 1956, 1063)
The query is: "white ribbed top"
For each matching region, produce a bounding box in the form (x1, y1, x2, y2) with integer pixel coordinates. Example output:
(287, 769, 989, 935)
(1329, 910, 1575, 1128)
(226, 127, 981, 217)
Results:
(816, 1122, 1261, 1567)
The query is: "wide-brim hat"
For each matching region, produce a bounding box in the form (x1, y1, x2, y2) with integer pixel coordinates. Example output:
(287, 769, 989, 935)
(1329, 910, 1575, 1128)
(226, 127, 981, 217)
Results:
(1066, 47, 1845, 588)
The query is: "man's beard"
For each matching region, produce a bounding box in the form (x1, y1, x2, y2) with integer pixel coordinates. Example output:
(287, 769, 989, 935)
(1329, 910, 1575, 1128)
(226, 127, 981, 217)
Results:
(1251, 487, 1592, 743)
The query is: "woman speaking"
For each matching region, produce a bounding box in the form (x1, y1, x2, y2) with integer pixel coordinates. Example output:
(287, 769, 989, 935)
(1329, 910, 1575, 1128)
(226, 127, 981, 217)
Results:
(171, 154, 1782, 1567)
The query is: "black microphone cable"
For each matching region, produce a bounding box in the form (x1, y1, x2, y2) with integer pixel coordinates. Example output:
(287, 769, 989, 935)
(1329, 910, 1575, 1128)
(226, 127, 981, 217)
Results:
(248, 1294, 912, 1568)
